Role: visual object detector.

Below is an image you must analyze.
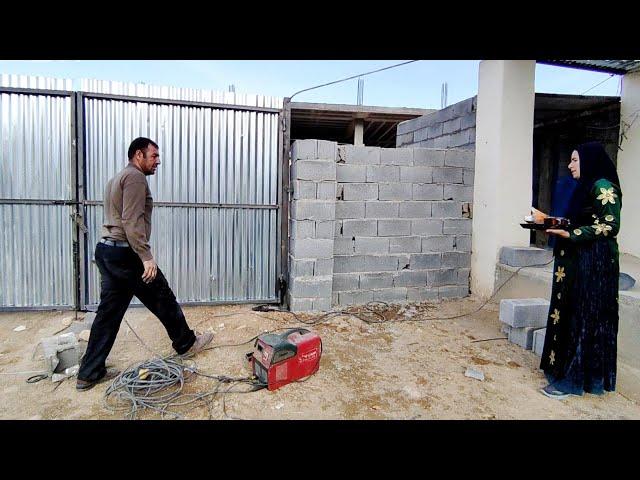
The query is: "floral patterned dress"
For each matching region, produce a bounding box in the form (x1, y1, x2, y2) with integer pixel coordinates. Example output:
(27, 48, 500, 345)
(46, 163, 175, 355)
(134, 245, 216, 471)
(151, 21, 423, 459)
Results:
(540, 178, 622, 395)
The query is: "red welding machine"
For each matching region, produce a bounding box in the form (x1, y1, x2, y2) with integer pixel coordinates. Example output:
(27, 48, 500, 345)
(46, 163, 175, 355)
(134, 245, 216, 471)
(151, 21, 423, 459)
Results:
(248, 328, 322, 391)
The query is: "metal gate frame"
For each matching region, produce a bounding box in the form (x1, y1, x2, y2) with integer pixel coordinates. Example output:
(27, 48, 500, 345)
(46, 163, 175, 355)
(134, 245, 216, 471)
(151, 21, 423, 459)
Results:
(1, 85, 289, 311)
(75, 91, 288, 310)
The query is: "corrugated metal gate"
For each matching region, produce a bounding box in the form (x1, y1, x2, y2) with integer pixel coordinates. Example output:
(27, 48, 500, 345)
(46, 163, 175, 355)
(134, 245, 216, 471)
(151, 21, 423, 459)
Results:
(0, 80, 77, 309)
(0, 76, 285, 310)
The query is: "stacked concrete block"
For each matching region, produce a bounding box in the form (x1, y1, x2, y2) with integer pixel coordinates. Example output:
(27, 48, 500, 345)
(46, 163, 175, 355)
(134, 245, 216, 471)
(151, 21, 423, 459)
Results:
(499, 298, 550, 350)
(289, 140, 476, 310)
(288, 140, 337, 312)
(532, 328, 546, 356)
(396, 97, 477, 151)
(331, 144, 475, 306)
(508, 326, 538, 350)
(499, 246, 554, 267)
(500, 298, 550, 328)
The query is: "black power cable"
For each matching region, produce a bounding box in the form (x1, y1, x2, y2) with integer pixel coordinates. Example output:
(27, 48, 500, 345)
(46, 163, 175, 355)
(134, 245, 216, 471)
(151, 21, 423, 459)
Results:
(253, 257, 555, 326)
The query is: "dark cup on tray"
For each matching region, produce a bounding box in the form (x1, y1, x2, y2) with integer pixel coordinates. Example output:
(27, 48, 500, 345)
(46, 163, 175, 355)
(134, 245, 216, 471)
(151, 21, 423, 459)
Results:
(543, 217, 570, 229)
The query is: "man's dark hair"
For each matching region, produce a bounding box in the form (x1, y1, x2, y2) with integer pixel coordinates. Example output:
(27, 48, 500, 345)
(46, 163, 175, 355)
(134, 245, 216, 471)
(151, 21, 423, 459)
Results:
(128, 137, 159, 160)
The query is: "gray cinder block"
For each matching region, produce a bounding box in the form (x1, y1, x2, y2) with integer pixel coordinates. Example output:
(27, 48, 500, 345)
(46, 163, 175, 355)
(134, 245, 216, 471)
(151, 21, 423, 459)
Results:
(379, 183, 413, 201)
(412, 219, 443, 236)
(354, 237, 389, 255)
(443, 219, 471, 235)
(337, 164, 367, 183)
(343, 183, 378, 201)
(378, 219, 411, 237)
(508, 326, 538, 350)
(365, 201, 400, 218)
(380, 148, 414, 165)
(389, 236, 422, 254)
(332, 273, 360, 292)
(393, 270, 428, 287)
(444, 148, 474, 169)
(532, 328, 546, 356)
(360, 272, 394, 289)
(498, 246, 554, 267)
(438, 285, 469, 299)
(413, 148, 445, 167)
(400, 166, 433, 184)
(292, 140, 317, 161)
(373, 288, 408, 303)
(413, 184, 444, 201)
(499, 298, 550, 328)
(367, 165, 400, 183)
(335, 201, 365, 219)
(292, 160, 336, 182)
(407, 287, 439, 302)
(422, 236, 454, 253)
(289, 297, 314, 312)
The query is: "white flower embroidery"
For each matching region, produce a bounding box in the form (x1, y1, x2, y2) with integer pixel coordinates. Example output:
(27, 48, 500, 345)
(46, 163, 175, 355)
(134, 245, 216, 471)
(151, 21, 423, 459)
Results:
(594, 223, 613, 236)
(596, 187, 617, 205)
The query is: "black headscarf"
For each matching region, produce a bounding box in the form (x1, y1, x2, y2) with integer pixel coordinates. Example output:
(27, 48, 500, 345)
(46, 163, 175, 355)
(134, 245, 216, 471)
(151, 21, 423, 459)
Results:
(565, 141, 622, 225)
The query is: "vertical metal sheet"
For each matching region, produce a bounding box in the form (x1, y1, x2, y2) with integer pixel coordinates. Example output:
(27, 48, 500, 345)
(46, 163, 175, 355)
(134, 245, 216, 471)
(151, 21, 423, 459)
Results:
(80, 78, 283, 110)
(0, 91, 72, 199)
(0, 75, 75, 308)
(0, 205, 74, 307)
(0, 74, 73, 91)
(85, 206, 278, 304)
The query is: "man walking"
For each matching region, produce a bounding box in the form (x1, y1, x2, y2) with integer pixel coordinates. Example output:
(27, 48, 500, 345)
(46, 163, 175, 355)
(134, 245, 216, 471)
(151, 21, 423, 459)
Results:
(76, 137, 213, 391)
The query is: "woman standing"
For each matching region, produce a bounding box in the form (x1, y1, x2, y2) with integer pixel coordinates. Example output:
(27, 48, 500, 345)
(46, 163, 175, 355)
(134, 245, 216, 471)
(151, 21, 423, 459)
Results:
(541, 142, 622, 399)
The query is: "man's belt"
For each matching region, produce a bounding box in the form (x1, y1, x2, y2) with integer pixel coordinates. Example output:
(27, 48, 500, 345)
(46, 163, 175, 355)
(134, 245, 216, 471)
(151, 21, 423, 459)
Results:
(100, 238, 130, 248)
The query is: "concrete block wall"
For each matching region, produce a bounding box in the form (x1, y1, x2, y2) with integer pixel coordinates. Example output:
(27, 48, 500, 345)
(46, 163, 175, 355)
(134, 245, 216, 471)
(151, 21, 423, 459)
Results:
(287, 140, 337, 312)
(288, 140, 475, 311)
(332, 143, 474, 307)
(396, 97, 477, 150)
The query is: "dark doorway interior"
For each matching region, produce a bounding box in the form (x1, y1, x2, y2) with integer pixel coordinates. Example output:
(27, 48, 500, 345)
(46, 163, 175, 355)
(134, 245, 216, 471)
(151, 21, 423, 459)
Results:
(532, 93, 621, 247)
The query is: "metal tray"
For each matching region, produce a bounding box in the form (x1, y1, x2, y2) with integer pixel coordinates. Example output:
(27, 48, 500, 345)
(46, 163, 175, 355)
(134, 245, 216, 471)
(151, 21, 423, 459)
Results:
(520, 223, 569, 230)
(520, 223, 548, 230)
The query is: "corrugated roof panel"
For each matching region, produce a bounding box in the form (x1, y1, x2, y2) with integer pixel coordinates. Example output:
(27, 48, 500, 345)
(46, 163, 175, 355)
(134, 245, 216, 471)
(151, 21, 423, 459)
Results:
(538, 60, 640, 75)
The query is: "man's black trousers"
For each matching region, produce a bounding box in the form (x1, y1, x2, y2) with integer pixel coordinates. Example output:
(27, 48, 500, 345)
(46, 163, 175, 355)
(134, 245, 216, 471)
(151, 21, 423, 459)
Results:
(78, 242, 196, 382)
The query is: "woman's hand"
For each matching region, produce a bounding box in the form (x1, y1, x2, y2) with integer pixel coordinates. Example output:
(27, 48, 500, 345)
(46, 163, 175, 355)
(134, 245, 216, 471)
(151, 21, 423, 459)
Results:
(546, 229, 570, 238)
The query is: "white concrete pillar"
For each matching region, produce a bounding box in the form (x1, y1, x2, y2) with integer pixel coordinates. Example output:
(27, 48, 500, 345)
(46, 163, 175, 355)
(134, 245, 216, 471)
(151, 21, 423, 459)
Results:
(354, 119, 364, 146)
(617, 71, 640, 258)
(471, 60, 536, 298)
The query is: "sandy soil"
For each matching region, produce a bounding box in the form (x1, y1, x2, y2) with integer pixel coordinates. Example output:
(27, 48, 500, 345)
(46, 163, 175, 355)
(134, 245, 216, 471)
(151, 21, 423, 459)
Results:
(1, 297, 638, 420)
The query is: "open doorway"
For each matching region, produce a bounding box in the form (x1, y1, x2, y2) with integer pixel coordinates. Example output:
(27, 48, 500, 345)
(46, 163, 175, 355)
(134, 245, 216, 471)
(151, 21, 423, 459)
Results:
(531, 93, 621, 247)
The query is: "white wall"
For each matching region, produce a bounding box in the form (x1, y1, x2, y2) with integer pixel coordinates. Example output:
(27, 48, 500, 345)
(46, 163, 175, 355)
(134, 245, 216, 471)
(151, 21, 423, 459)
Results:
(617, 71, 640, 258)
(471, 60, 536, 298)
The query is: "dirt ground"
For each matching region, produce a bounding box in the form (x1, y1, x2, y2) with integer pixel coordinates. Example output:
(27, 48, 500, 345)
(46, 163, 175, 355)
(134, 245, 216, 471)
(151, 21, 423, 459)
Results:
(1, 297, 639, 420)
